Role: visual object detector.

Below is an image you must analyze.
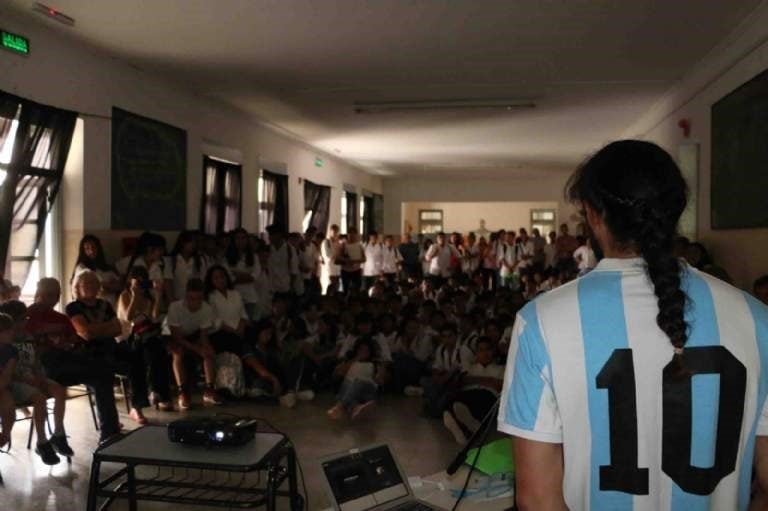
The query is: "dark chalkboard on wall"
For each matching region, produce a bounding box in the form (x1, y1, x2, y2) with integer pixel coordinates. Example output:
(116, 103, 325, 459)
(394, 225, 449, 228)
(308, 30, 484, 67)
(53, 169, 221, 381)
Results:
(711, 68, 768, 230)
(111, 107, 187, 229)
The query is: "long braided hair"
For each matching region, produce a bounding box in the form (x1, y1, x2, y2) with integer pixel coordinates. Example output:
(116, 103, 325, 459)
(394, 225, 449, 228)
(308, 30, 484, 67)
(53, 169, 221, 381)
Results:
(567, 140, 689, 375)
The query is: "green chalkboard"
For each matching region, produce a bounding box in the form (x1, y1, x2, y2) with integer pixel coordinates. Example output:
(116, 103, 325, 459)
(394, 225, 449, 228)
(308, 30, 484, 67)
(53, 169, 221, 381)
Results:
(711, 68, 768, 230)
(111, 107, 187, 230)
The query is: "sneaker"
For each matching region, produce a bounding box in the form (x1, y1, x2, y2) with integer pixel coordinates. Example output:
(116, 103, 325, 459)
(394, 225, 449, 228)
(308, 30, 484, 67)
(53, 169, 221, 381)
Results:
(452, 403, 481, 433)
(296, 389, 315, 401)
(404, 386, 424, 397)
(351, 400, 376, 420)
(279, 392, 297, 409)
(35, 441, 61, 466)
(177, 392, 191, 411)
(443, 411, 467, 445)
(203, 389, 224, 406)
(49, 434, 75, 457)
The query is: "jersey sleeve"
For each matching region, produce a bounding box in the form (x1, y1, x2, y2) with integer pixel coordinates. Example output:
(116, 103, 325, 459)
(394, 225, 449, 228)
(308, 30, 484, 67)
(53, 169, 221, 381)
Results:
(498, 303, 562, 443)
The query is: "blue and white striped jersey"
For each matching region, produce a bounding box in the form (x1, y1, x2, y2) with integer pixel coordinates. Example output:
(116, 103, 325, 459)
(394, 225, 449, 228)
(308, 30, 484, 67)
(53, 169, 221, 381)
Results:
(499, 257, 768, 511)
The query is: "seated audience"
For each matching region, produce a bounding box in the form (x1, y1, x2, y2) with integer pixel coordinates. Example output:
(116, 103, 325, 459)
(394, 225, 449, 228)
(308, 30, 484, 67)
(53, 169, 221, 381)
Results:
(328, 336, 384, 420)
(422, 323, 473, 418)
(71, 234, 122, 308)
(163, 278, 222, 410)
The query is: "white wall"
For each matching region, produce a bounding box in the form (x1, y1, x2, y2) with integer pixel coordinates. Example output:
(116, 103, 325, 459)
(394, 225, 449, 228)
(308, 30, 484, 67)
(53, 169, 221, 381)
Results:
(625, 1, 768, 288)
(402, 201, 560, 235)
(383, 174, 579, 236)
(0, 7, 381, 271)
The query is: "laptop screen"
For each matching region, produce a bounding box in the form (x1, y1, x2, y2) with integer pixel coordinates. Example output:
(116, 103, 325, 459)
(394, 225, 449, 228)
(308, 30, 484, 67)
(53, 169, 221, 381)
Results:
(322, 445, 410, 511)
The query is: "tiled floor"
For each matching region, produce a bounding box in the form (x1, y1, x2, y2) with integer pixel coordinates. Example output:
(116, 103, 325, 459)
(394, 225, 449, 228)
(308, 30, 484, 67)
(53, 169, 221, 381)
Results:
(0, 392, 460, 510)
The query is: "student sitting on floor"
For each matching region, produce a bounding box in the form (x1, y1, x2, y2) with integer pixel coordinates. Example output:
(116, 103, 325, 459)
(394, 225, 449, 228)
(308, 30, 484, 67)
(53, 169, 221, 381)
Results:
(0, 305, 73, 465)
(442, 336, 504, 444)
(295, 313, 339, 393)
(163, 278, 223, 410)
(391, 316, 433, 396)
(328, 336, 385, 421)
(422, 323, 473, 418)
(245, 319, 297, 408)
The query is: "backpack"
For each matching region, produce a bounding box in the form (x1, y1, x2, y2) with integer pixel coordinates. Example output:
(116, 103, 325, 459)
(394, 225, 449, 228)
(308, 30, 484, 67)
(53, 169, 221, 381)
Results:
(215, 352, 245, 398)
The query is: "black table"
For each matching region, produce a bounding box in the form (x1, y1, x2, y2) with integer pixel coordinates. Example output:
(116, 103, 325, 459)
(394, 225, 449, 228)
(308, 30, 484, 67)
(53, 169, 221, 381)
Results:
(86, 424, 303, 510)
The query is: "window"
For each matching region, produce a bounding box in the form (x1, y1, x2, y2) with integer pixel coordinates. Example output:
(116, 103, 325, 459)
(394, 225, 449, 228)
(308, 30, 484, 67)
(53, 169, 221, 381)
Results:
(342, 191, 357, 234)
(531, 209, 557, 238)
(340, 194, 348, 235)
(303, 180, 331, 234)
(419, 209, 443, 235)
(258, 169, 289, 233)
(201, 155, 242, 235)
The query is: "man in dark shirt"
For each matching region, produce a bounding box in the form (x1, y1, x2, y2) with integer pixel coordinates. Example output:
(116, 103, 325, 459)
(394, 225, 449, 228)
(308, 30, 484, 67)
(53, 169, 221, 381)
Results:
(398, 233, 421, 281)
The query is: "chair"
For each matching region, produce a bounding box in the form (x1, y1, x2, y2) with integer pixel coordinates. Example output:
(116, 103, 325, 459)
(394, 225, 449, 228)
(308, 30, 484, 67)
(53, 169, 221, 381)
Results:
(67, 385, 100, 431)
(114, 374, 131, 414)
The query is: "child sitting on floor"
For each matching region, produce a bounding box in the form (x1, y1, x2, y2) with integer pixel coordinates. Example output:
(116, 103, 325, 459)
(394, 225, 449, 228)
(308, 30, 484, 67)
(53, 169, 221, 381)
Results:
(442, 336, 504, 444)
(328, 336, 385, 420)
(0, 304, 74, 465)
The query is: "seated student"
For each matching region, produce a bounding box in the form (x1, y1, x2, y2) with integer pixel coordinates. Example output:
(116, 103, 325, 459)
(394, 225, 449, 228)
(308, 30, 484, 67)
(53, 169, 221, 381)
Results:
(245, 319, 296, 408)
(121, 232, 173, 309)
(0, 305, 73, 464)
(301, 300, 321, 337)
(755, 275, 768, 306)
(391, 317, 433, 396)
(71, 234, 123, 309)
(457, 314, 480, 353)
(328, 336, 385, 421)
(117, 266, 172, 418)
(205, 265, 250, 355)
(337, 313, 392, 364)
(69, 271, 157, 425)
(26, 278, 121, 442)
(294, 314, 339, 393)
(442, 336, 504, 444)
(163, 278, 223, 410)
(253, 245, 274, 320)
(421, 323, 473, 418)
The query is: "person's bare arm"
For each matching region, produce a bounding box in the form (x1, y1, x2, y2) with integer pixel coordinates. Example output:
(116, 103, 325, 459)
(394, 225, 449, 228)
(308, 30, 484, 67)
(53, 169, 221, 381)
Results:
(751, 436, 768, 511)
(513, 437, 568, 511)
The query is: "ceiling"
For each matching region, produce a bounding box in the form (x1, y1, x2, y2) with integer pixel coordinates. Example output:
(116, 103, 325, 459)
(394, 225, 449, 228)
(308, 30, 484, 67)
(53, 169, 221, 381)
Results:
(4, 0, 762, 177)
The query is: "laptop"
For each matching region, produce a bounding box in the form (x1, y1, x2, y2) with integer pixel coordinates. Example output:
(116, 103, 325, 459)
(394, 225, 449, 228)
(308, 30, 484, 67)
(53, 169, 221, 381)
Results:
(320, 444, 446, 511)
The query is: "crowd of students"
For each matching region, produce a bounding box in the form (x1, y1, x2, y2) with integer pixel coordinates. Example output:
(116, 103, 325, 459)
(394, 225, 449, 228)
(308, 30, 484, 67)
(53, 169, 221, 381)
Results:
(0, 222, 766, 467)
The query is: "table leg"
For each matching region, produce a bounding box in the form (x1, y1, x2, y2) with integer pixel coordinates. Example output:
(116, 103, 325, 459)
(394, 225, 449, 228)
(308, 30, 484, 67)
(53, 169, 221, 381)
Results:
(127, 464, 137, 511)
(287, 447, 301, 511)
(86, 459, 101, 511)
(266, 463, 277, 511)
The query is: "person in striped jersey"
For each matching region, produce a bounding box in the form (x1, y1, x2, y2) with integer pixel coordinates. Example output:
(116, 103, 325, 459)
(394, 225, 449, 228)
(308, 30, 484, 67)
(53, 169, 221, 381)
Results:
(499, 140, 768, 511)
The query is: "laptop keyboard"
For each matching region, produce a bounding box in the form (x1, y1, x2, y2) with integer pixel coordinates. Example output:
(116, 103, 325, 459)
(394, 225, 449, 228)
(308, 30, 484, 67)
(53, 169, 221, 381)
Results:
(389, 502, 435, 511)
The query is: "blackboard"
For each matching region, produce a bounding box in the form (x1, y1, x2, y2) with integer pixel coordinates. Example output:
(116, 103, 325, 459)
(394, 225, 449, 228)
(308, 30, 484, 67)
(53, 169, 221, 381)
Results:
(111, 107, 187, 229)
(711, 68, 768, 230)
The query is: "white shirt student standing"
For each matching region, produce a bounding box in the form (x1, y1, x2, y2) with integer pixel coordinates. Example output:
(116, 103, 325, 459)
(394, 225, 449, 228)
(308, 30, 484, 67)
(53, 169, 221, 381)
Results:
(425, 236, 460, 278)
(515, 238, 535, 272)
(363, 242, 384, 277)
(574, 243, 597, 272)
(381, 245, 403, 275)
(497, 242, 518, 278)
(207, 288, 249, 332)
(300, 242, 320, 280)
(268, 242, 299, 294)
(321, 237, 341, 277)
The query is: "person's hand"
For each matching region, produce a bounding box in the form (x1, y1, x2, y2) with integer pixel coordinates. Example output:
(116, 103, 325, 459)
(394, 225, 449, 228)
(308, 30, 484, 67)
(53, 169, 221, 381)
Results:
(130, 278, 141, 294)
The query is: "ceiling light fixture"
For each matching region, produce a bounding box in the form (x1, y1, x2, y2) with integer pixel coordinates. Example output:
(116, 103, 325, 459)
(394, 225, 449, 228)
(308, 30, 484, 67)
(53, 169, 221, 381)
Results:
(353, 98, 536, 114)
(32, 2, 75, 26)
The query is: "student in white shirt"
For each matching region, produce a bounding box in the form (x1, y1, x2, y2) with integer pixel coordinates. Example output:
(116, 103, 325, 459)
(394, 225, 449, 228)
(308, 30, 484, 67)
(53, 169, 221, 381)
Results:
(497, 230, 520, 290)
(573, 235, 598, 275)
(224, 228, 261, 319)
(71, 234, 123, 309)
(328, 336, 385, 420)
(461, 232, 481, 276)
(338, 228, 366, 295)
(362, 231, 384, 292)
(169, 231, 207, 302)
(163, 278, 222, 410)
(424, 232, 461, 284)
(443, 336, 504, 444)
(515, 228, 536, 275)
(543, 231, 558, 270)
(321, 225, 342, 295)
(123, 232, 174, 314)
(381, 235, 403, 285)
(266, 225, 299, 296)
(205, 265, 249, 354)
(391, 317, 433, 395)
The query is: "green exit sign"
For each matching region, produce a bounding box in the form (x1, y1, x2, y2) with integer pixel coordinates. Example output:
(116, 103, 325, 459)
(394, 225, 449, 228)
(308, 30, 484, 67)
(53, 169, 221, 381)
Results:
(1, 29, 29, 56)
(315, 157, 324, 168)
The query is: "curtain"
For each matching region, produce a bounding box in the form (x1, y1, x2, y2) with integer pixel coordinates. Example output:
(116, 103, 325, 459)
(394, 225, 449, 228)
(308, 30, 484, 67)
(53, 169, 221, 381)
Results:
(345, 191, 357, 234)
(362, 195, 374, 236)
(262, 169, 288, 232)
(200, 156, 242, 235)
(304, 180, 331, 234)
(373, 193, 384, 234)
(0, 91, 77, 287)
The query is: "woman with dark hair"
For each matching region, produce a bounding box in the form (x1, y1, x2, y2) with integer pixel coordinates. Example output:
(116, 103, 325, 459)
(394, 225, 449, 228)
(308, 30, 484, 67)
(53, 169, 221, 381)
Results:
(170, 230, 207, 302)
(225, 228, 261, 320)
(116, 266, 172, 421)
(123, 232, 172, 312)
(71, 235, 122, 307)
(501, 140, 768, 510)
